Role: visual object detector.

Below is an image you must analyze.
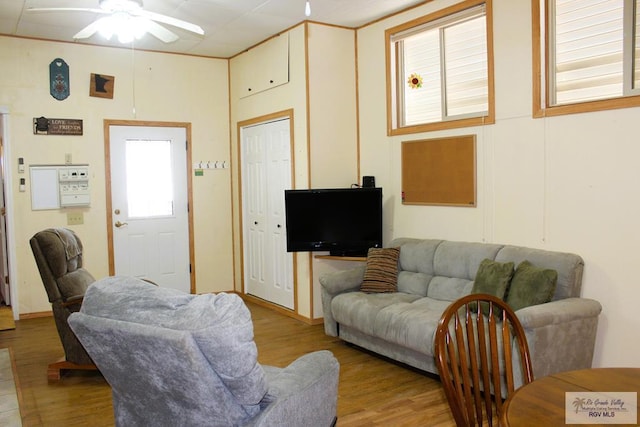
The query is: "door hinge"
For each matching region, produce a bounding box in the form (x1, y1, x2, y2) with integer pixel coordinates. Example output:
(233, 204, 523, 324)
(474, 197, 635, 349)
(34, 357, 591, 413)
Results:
(189, 264, 192, 273)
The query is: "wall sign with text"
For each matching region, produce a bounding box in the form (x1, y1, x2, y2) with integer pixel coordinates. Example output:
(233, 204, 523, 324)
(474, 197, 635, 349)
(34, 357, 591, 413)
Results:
(33, 117, 83, 136)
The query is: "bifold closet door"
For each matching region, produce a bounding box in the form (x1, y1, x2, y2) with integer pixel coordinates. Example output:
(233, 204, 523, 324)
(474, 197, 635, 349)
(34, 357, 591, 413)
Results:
(241, 118, 294, 309)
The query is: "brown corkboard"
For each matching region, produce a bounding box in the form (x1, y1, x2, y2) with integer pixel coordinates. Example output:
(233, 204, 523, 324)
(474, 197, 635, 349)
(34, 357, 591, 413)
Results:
(401, 135, 476, 206)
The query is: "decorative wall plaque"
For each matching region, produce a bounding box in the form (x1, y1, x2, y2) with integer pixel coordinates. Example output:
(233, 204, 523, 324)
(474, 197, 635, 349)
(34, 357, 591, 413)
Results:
(49, 58, 70, 100)
(90, 73, 115, 99)
(33, 117, 83, 135)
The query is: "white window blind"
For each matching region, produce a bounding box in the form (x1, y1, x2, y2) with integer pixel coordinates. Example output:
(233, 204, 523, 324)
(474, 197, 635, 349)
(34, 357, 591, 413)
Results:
(444, 15, 488, 116)
(551, 0, 624, 105)
(392, 4, 488, 128)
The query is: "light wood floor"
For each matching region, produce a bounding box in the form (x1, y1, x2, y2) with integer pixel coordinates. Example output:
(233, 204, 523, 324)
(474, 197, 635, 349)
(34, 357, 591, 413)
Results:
(0, 305, 16, 331)
(0, 301, 456, 427)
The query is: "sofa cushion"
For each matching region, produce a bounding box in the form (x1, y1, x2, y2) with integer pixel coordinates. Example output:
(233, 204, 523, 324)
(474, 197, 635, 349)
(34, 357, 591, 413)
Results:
(494, 246, 583, 300)
(506, 260, 557, 311)
(361, 247, 400, 293)
(433, 241, 504, 280)
(426, 277, 474, 301)
(391, 238, 443, 275)
(396, 271, 432, 296)
(372, 297, 451, 355)
(470, 259, 514, 299)
(331, 292, 421, 336)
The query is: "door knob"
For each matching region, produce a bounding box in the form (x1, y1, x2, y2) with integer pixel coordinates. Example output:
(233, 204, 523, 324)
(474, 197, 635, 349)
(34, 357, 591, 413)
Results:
(115, 221, 128, 228)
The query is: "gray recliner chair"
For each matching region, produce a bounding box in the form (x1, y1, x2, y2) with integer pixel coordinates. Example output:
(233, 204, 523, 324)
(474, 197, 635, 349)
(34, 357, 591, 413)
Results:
(30, 227, 98, 379)
(69, 276, 340, 427)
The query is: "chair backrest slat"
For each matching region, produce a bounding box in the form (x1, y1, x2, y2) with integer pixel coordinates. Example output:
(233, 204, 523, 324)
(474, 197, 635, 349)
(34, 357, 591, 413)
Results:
(435, 294, 534, 427)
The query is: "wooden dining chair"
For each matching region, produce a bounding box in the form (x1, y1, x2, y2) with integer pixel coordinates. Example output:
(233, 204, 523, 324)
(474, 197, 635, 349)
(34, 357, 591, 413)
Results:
(434, 293, 534, 427)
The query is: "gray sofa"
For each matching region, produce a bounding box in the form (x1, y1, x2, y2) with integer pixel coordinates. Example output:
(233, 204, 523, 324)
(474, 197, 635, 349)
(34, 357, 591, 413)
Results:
(69, 276, 339, 427)
(320, 238, 602, 380)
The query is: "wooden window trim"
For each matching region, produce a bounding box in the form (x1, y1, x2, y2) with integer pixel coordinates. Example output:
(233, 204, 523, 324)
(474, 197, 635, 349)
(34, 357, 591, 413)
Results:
(532, 0, 640, 118)
(385, 0, 495, 135)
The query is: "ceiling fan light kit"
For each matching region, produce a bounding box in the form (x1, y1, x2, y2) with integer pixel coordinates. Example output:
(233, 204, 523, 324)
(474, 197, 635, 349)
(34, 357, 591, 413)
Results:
(101, 0, 143, 13)
(93, 14, 148, 44)
(28, 0, 203, 45)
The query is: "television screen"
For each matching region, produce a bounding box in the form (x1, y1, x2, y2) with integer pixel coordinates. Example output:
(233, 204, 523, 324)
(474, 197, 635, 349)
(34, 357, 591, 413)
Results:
(284, 187, 382, 256)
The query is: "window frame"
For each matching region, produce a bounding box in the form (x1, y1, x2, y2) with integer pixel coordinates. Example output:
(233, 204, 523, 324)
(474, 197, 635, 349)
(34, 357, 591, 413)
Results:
(385, 0, 495, 136)
(533, 0, 640, 117)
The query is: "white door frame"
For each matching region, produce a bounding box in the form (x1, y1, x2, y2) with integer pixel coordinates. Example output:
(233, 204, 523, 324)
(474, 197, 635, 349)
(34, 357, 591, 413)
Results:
(0, 107, 19, 320)
(104, 119, 196, 293)
(237, 109, 296, 311)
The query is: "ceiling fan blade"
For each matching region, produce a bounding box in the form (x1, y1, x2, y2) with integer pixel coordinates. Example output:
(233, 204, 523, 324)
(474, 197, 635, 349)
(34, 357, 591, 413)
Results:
(73, 19, 105, 39)
(135, 10, 204, 35)
(144, 20, 179, 43)
(27, 7, 106, 14)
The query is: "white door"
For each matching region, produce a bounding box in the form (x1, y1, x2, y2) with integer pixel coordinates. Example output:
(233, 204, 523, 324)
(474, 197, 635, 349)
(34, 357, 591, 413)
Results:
(0, 135, 9, 305)
(241, 118, 294, 309)
(109, 125, 191, 292)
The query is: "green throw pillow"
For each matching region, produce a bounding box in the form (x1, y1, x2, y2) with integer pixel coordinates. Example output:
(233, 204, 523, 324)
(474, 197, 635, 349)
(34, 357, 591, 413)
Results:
(506, 260, 557, 311)
(360, 247, 400, 293)
(470, 259, 514, 315)
(471, 259, 515, 299)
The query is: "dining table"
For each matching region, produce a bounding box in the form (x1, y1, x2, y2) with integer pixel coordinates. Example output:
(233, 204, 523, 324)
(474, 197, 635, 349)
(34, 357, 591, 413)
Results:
(501, 367, 639, 427)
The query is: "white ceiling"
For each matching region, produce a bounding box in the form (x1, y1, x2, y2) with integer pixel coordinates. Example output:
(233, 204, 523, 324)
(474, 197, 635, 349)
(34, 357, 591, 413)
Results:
(0, 0, 425, 58)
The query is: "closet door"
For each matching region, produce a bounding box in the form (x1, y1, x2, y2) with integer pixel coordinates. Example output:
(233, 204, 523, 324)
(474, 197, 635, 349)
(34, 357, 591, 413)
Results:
(241, 118, 294, 309)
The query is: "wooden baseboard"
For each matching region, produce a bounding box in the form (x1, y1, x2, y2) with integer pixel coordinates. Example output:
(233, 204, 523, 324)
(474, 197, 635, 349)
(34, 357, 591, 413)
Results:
(20, 311, 53, 320)
(234, 292, 324, 325)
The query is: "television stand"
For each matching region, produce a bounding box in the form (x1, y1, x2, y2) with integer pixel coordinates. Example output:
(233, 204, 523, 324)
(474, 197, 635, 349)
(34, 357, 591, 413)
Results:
(315, 255, 366, 262)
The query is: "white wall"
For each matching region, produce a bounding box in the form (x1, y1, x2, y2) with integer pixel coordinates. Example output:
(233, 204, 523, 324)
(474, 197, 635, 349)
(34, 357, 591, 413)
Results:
(357, 0, 639, 367)
(229, 23, 359, 320)
(0, 36, 232, 315)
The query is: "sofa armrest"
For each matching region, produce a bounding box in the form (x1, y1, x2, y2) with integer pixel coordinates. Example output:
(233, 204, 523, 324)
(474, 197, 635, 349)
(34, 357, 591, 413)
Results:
(516, 298, 602, 379)
(319, 266, 366, 336)
(250, 350, 339, 427)
(319, 266, 366, 295)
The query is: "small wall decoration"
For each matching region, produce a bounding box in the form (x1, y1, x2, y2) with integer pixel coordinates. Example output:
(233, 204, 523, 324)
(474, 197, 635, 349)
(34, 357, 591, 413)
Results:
(49, 58, 70, 100)
(90, 73, 115, 99)
(407, 73, 423, 89)
(33, 117, 83, 136)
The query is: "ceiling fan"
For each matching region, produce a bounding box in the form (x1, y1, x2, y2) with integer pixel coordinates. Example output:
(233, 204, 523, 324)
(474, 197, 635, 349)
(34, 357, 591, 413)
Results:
(27, 0, 204, 44)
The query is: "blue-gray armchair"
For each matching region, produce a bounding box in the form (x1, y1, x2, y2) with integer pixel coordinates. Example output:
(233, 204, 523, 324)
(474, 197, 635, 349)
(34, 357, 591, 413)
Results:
(68, 276, 339, 427)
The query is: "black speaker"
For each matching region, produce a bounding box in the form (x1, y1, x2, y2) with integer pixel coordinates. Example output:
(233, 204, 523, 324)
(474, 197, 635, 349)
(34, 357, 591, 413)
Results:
(362, 176, 375, 188)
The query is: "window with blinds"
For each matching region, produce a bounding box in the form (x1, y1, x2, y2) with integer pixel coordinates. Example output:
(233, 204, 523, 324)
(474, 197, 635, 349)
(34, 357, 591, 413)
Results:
(548, 0, 640, 106)
(387, 2, 491, 133)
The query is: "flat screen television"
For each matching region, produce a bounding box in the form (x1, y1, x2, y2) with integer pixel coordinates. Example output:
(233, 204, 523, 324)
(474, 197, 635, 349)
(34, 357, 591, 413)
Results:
(284, 187, 382, 257)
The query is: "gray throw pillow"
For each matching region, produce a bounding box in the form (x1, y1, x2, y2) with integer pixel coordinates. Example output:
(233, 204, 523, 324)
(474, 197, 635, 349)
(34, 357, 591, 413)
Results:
(506, 260, 557, 311)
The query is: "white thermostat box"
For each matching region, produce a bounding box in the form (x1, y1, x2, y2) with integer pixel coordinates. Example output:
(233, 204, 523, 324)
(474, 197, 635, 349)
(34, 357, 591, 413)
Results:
(59, 165, 90, 207)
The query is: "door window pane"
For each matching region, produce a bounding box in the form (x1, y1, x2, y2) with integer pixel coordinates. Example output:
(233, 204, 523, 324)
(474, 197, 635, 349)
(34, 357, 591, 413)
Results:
(126, 139, 174, 218)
